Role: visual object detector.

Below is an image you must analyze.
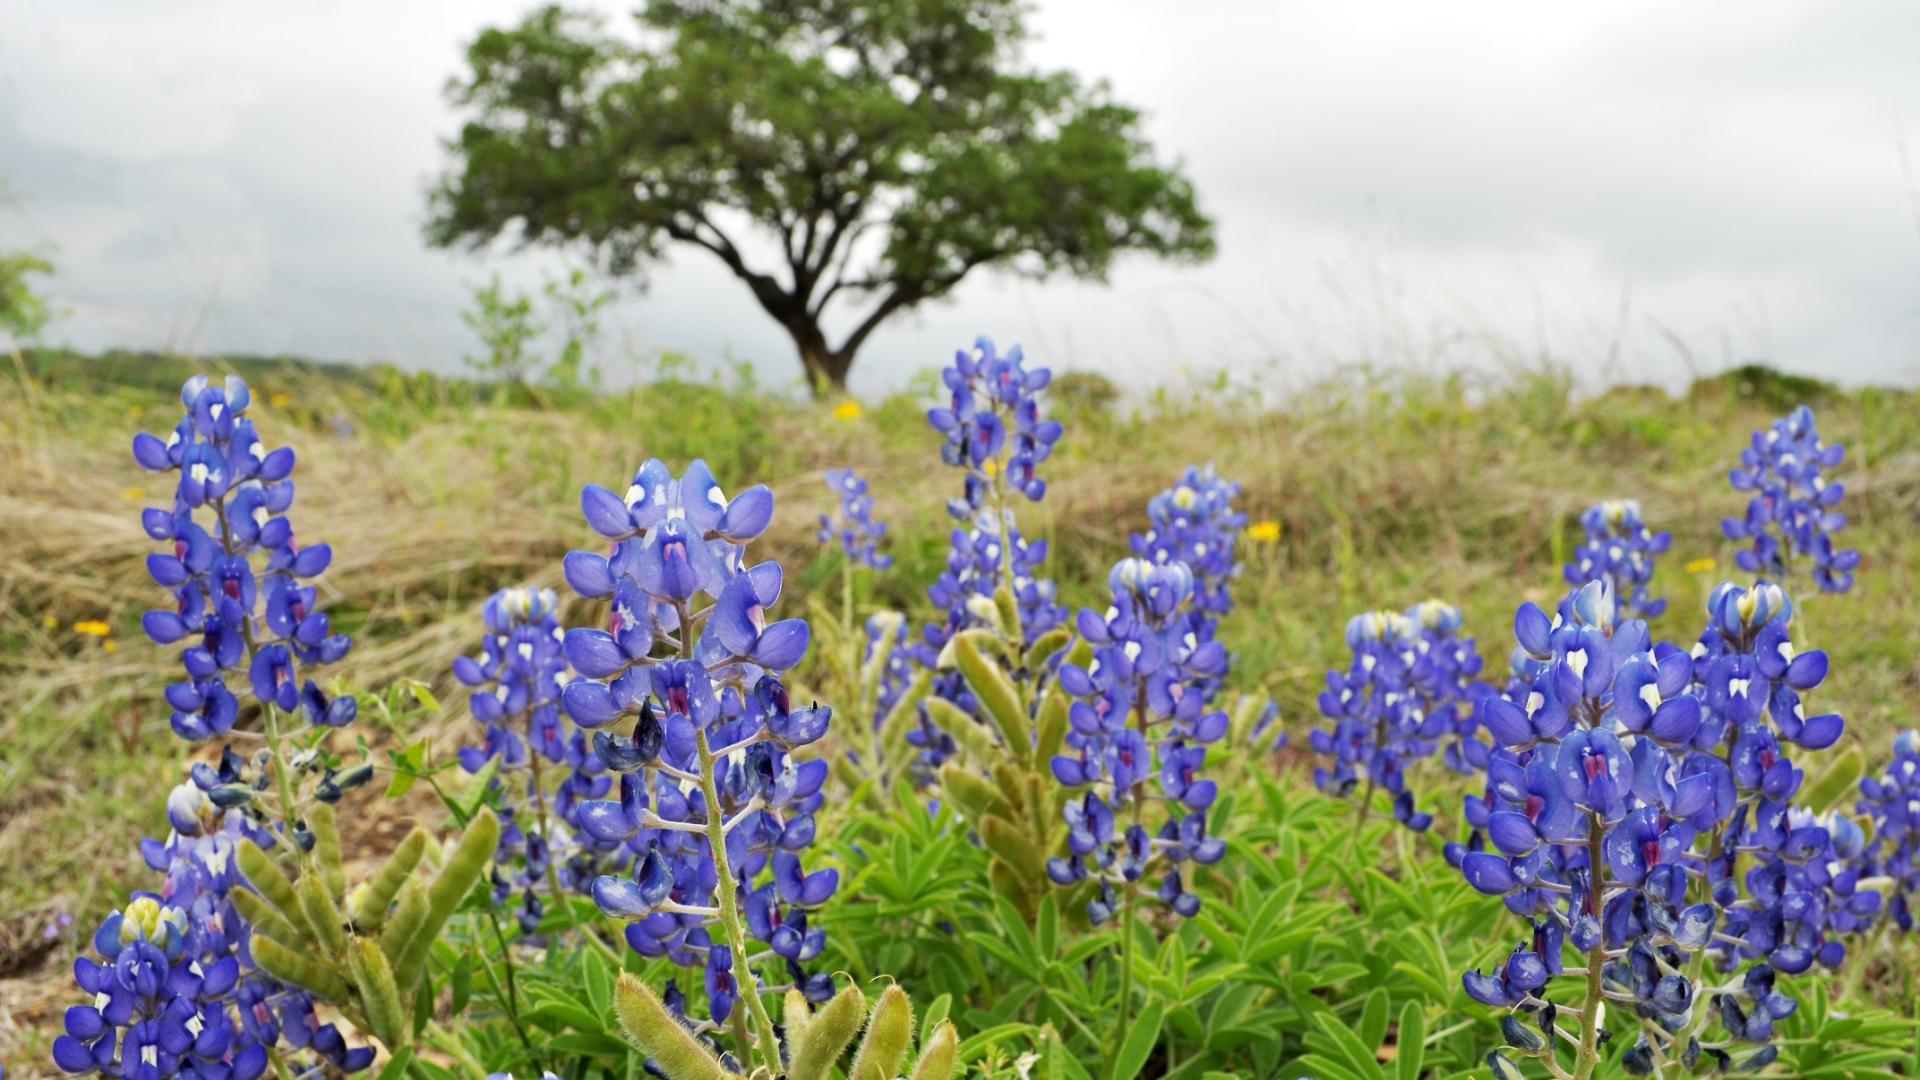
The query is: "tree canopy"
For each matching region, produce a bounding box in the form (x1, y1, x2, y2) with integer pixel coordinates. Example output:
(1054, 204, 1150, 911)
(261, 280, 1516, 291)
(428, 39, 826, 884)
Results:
(427, 0, 1216, 393)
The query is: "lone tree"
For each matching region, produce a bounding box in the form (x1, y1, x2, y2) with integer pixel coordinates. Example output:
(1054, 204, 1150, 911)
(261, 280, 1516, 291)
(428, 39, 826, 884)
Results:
(427, 0, 1215, 395)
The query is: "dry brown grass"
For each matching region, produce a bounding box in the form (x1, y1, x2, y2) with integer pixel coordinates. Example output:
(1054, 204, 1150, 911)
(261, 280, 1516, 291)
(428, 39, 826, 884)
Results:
(2, 357, 1919, 1065)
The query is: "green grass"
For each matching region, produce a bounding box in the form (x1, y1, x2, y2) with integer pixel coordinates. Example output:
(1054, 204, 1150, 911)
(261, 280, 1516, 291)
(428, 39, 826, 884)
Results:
(2, 349, 1918, 1063)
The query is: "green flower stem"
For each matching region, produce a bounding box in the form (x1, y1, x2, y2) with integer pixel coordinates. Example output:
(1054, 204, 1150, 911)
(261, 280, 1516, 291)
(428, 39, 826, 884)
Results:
(523, 711, 574, 933)
(985, 461, 1024, 643)
(697, 726, 784, 1073)
(212, 491, 300, 841)
(1573, 810, 1609, 1080)
(845, 556, 886, 789)
(1111, 681, 1148, 1078)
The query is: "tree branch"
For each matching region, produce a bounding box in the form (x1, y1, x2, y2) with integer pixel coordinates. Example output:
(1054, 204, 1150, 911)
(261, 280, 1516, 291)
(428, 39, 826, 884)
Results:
(664, 213, 796, 318)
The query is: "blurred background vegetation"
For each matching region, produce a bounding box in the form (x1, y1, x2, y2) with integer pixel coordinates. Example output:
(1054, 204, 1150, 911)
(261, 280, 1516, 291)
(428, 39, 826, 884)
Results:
(4, 349, 1916, 1035)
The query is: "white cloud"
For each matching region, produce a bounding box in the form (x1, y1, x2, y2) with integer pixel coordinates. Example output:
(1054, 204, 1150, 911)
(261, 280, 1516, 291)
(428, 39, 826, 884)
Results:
(2, 0, 1918, 394)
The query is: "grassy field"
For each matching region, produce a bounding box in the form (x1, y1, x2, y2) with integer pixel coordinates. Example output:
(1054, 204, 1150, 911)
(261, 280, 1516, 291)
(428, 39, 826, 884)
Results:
(2, 349, 1918, 1062)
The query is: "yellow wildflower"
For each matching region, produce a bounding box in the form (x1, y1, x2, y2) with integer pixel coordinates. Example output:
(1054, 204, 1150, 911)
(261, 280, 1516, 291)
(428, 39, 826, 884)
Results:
(121, 486, 146, 502)
(102, 640, 118, 654)
(271, 392, 293, 408)
(832, 400, 863, 421)
(1684, 557, 1717, 574)
(42, 613, 59, 631)
(73, 620, 112, 637)
(981, 459, 1001, 478)
(1246, 520, 1282, 543)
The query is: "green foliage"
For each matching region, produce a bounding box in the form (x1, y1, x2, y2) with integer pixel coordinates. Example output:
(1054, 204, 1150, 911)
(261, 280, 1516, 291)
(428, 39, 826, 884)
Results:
(14, 353, 1920, 1075)
(929, 621, 1074, 922)
(0, 248, 52, 341)
(461, 275, 543, 386)
(1695, 362, 1839, 413)
(0, 181, 53, 342)
(611, 972, 959, 1080)
(428, 0, 1214, 391)
(237, 807, 501, 1053)
(461, 267, 611, 392)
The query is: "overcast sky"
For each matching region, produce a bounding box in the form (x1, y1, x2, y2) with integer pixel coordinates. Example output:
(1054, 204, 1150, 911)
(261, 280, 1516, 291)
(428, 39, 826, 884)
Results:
(4, 0, 1920, 396)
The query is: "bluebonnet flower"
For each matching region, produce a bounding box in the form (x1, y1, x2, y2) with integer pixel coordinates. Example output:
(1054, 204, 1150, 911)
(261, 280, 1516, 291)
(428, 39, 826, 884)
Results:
(865, 613, 914, 726)
(1129, 465, 1247, 704)
(1459, 578, 1851, 1075)
(1854, 732, 1920, 931)
(1403, 600, 1495, 775)
(454, 586, 613, 933)
(922, 337, 1066, 646)
(73, 378, 375, 1079)
(1723, 406, 1860, 593)
(1566, 499, 1671, 619)
(133, 377, 356, 748)
(54, 780, 372, 1078)
(817, 468, 893, 571)
(557, 460, 838, 1034)
(900, 339, 1068, 775)
(1045, 558, 1229, 922)
(1312, 602, 1488, 831)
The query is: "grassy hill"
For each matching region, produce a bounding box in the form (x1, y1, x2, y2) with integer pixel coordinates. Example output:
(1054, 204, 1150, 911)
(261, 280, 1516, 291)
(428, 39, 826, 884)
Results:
(2, 348, 1917, 1056)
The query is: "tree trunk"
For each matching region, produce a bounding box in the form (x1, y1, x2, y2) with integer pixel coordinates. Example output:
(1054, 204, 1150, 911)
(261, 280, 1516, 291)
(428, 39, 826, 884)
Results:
(788, 317, 854, 399)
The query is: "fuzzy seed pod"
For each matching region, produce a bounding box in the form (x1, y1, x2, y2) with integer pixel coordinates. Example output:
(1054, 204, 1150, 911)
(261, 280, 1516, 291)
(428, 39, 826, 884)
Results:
(297, 868, 349, 955)
(788, 981, 866, 1080)
(1023, 626, 1072, 672)
(230, 886, 304, 949)
(393, 809, 498, 990)
(425, 808, 500, 927)
(910, 1020, 958, 1080)
(348, 937, 408, 1050)
(938, 763, 1007, 822)
(612, 972, 729, 1080)
(924, 698, 999, 765)
(981, 814, 1046, 882)
(991, 585, 1021, 639)
(235, 839, 300, 919)
(252, 934, 351, 1001)
(353, 827, 428, 930)
(308, 803, 348, 901)
(848, 985, 914, 1080)
(783, 989, 813, 1046)
(1033, 685, 1070, 764)
(379, 878, 431, 989)
(953, 631, 1029, 760)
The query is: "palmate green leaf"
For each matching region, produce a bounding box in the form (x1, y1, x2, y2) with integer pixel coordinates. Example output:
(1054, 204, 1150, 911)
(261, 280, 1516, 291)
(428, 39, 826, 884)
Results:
(922, 993, 954, 1043)
(1041, 1029, 1094, 1080)
(404, 679, 442, 714)
(581, 947, 613, 1018)
(1307, 1010, 1386, 1080)
(968, 931, 1031, 971)
(954, 1022, 1039, 1062)
(1206, 1022, 1284, 1054)
(445, 753, 499, 825)
(1112, 1000, 1165, 1080)
(1355, 988, 1389, 1054)
(1205, 981, 1259, 1037)
(969, 982, 1041, 1029)
(1391, 961, 1450, 1006)
(1394, 1000, 1425, 1080)
(527, 997, 603, 1032)
(1290, 1053, 1373, 1080)
(1294, 960, 1370, 990)
(547, 1031, 635, 1058)
(373, 1047, 414, 1080)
